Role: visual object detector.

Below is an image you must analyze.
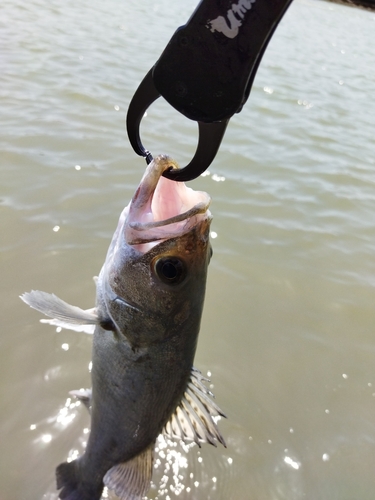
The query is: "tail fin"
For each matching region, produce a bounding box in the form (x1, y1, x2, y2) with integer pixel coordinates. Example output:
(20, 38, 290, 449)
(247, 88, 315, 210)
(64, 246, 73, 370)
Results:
(56, 461, 103, 500)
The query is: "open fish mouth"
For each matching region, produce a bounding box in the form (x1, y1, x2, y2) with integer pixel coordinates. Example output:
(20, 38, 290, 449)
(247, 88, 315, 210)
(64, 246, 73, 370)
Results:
(124, 155, 211, 250)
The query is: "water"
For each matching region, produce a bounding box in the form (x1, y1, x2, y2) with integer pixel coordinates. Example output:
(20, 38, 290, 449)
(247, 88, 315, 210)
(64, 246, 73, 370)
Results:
(1, 0, 375, 498)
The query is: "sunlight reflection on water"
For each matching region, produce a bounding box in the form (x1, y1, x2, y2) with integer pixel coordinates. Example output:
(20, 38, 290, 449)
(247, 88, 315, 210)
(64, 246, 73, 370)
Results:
(30, 373, 231, 500)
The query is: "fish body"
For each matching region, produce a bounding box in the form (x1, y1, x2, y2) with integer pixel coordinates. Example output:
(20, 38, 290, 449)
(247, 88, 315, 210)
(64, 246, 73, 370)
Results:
(21, 155, 225, 500)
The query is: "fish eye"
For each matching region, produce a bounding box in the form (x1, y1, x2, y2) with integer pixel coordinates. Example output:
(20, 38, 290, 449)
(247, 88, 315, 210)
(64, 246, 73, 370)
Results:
(154, 257, 186, 285)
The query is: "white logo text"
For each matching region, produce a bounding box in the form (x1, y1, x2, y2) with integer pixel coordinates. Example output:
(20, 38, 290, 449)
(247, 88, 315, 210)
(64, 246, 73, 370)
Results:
(206, 0, 256, 39)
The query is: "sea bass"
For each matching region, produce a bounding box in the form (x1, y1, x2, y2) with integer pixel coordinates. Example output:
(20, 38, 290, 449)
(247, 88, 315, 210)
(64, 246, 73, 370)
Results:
(21, 155, 225, 500)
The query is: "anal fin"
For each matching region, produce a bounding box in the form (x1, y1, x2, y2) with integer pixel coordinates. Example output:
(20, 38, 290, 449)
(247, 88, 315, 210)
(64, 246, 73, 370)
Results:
(103, 444, 154, 500)
(69, 388, 92, 414)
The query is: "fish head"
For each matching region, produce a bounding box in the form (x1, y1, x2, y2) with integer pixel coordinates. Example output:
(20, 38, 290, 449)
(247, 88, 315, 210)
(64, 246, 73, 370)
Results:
(98, 155, 212, 347)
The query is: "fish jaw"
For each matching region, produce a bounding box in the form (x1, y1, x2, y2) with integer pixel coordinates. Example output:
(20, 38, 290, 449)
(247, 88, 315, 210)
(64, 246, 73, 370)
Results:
(124, 154, 211, 251)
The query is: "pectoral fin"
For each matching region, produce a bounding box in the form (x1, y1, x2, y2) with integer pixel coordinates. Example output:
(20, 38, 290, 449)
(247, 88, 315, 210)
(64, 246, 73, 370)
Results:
(20, 290, 97, 333)
(103, 445, 154, 500)
(39, 318, 95, 334)
(163, 367, 227, 447)
(69, 388, 92, 413)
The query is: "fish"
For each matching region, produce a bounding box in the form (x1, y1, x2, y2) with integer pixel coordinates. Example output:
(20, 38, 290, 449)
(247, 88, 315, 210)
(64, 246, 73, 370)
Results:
(21, 154, 226, 500)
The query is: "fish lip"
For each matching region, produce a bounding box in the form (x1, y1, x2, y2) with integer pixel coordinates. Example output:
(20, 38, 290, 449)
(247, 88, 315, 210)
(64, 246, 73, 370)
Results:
(124, 155, 211, 249)
(128, 201, 210, 232)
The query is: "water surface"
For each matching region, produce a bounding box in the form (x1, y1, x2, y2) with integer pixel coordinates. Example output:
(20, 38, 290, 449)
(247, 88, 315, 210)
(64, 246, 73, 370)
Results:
(1, 0, 375, 498)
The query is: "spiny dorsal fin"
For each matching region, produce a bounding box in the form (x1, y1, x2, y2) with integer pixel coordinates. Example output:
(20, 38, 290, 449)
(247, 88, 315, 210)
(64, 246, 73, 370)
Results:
(103, 445, 154, 500)
(163, 367, 227, 448)
(20, 290, 97, 332)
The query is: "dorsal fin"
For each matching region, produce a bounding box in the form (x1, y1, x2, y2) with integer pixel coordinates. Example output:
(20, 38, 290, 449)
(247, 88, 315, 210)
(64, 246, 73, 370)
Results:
(20, 290, 97, 333)
(103, 445, 154, 500)
(163, 367, 226, 447)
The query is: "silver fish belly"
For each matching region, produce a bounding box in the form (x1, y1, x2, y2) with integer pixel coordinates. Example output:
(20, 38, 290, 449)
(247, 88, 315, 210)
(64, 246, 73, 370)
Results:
(21, 155, 226, 500)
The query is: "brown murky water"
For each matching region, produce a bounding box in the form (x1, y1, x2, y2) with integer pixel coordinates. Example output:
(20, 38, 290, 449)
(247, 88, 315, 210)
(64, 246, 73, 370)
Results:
(1, 0, 375, 498)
